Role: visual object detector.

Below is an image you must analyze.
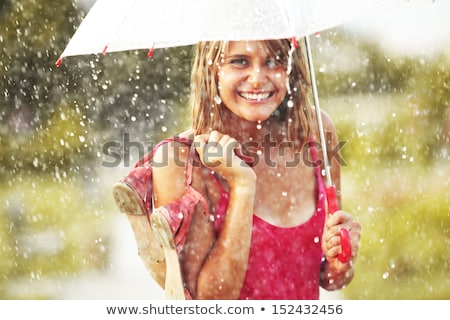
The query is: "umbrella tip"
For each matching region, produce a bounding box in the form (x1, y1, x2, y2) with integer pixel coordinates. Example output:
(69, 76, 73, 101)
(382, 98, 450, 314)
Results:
(147, 47, 154, 59)
(291, 37, 298, 49)
(55, 57, 62, 67)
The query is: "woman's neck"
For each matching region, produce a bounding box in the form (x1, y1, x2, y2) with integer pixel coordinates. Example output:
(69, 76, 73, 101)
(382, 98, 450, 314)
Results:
(221, 112, 287, 156)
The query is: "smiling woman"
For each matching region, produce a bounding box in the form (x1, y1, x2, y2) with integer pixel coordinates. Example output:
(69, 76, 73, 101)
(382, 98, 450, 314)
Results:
(216, 41, 288, 123)
(114, 39, 361, 300)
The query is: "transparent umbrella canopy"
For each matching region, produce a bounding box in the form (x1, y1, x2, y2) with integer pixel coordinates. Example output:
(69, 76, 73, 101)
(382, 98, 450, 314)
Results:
(57, 0, 436, 61)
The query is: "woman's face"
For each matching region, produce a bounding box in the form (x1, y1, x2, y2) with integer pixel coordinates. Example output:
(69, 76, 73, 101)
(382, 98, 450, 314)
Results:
(217, 41, 288, 123)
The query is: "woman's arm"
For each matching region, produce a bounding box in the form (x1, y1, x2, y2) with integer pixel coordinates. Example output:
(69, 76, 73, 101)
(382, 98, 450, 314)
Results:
(152, 133, 256, 299)
(318, 111, 361, 290)
(193, 132, 256, 299)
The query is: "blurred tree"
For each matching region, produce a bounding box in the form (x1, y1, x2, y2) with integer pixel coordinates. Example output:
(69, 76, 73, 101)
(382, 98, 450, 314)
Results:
(315, 30, 450, 299)
(0, 0, 193, 299)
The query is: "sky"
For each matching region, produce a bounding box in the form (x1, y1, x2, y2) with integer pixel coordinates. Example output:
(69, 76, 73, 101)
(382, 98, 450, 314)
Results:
(344, 0, 450, 55)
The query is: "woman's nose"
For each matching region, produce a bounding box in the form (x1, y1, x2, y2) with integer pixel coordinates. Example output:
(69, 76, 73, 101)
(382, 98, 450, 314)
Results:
(248, 66, 267, 87)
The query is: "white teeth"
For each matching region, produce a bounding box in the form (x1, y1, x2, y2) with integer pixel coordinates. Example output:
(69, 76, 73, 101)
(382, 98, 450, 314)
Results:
(240, 92, 271, 101)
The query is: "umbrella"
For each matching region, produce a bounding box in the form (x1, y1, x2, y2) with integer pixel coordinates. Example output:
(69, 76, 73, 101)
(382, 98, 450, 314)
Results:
(57, 0, 436, 63)
(57, 0, 437, 291)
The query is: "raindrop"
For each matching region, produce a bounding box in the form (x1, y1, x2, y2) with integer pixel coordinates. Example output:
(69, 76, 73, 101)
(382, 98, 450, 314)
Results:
(161, 126, 167, 133)
(256, 121, 262, 130)
(382, 272, 389, 279)
(313, 236, 320, 243)
(281, 191, 288, 197)
(356, 122, 366, 138)
(287, 99, 294, 108)
(214, 95, 222, 105)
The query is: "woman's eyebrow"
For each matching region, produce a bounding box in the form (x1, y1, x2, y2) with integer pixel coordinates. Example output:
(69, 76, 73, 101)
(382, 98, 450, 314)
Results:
(225, 54, 248, 59)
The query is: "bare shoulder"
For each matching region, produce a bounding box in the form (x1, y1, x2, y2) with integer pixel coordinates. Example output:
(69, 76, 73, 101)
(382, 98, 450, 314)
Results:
(311, 108, 338, 140)
(152, 136, 192, 206)
(320, 109, 337, 134)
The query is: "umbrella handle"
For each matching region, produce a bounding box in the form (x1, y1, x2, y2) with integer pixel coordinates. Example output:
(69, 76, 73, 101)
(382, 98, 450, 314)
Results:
(325, 185, 352, 263)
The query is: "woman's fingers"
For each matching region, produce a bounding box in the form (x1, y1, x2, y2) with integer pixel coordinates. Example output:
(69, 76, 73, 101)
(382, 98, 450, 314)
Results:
(322, 210, 361, 262)
(193, 131, 240, 167)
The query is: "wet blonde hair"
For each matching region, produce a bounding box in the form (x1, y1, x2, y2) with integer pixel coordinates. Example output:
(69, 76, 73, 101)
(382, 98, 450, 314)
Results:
(190, 39, 312, 150)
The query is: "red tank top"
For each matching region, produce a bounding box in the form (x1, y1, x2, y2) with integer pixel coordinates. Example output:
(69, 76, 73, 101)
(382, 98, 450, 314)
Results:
(212, 140, 326, 300)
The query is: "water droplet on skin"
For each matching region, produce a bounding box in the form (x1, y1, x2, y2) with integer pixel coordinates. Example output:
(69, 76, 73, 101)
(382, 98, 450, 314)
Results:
(281, 191, 288, 197)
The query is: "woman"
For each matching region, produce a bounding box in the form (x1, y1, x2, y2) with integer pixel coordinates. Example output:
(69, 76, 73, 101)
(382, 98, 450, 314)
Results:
(114, 39, 361, 300)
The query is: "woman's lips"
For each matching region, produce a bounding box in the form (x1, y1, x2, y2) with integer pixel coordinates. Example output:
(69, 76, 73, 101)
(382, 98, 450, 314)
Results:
(238, 91, 274, 101)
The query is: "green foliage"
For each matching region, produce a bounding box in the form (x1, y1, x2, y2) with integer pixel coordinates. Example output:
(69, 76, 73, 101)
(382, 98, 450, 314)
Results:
(0, 174, 108, 299)
(320, 41, 450, 298)
(341, 167, 449, 299)
(0, 103, 89, 175)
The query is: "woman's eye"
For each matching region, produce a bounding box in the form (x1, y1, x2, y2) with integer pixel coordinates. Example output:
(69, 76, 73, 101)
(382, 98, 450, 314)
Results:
(266, 58, 279, 68)
(230, 58, 248, 66)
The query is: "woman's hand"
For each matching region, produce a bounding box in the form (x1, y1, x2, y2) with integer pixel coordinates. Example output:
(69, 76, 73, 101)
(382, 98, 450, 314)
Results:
(321, 210, 361, 289)
(193, 130, 256, 187)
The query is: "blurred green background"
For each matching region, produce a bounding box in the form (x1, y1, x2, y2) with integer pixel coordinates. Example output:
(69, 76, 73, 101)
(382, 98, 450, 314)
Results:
(1, 0, 448, 299)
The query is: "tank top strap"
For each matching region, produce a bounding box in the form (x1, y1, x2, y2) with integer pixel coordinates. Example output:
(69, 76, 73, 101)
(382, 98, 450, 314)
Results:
(308, 138, 326, 195)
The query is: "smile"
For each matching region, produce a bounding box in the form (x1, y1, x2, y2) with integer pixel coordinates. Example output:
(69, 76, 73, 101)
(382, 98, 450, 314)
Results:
(238, 92, 273, 101)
